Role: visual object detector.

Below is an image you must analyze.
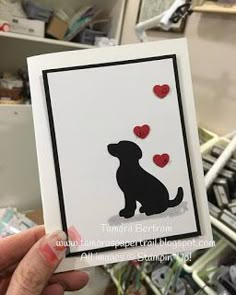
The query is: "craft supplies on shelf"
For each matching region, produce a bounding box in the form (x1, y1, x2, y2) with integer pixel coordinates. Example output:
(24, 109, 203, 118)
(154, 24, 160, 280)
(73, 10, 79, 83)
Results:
(192, 240, 235, 295)
(0, 207, 36, 237)
(0, 72, 24, 103)
(104, 261, 163, 295)
(22, 0, 53, 22)
(201, 136, 236, 246)
(0, 0, 126, 48)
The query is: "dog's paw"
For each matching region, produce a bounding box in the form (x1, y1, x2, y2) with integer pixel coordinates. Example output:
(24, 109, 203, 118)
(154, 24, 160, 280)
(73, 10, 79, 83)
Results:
(145, 211, 155, 216)
(119, 209, 135, 218)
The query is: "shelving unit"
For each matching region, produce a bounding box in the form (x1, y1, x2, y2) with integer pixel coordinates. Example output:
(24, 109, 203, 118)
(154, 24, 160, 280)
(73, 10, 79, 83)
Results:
(0, 0, 126, 72)
(0, 31, 94, 49)
(193, 0, 236, 14)
(0, 0, 127, 208)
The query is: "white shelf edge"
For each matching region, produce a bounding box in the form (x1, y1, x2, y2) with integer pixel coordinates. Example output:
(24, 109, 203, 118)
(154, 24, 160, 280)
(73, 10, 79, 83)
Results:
(0, 103, 31, 107)
(0, 31, 95, 49)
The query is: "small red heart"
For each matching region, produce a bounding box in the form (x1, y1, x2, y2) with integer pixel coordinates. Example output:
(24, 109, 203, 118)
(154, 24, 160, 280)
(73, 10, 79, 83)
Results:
(153, 154, 170, 168)
(153, 84, 170, 98)
(133, 124, 150, 139)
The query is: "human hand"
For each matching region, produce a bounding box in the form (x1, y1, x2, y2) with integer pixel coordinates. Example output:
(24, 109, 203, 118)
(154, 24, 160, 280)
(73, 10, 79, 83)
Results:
(0, 226, 89, 294)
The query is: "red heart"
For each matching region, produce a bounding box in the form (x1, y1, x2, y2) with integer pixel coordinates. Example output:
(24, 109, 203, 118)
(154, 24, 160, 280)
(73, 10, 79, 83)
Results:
(153, 154, 170, 168)
(153, 84, 170, 98)
(133, 124, 150, 139)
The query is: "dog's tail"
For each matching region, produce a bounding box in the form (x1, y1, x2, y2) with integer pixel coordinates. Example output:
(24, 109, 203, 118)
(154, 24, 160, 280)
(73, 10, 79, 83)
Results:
(168, 187, 184, 208)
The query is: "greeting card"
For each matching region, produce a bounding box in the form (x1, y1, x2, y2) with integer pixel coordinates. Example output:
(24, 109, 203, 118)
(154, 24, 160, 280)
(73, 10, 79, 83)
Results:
(28, 39, 213, 272)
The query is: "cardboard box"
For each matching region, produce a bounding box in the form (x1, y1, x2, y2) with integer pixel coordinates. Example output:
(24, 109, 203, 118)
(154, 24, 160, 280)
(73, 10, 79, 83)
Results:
(46, 16, 68, 40)
(25, 208, 44, 225)
(10, 17, 45, 37)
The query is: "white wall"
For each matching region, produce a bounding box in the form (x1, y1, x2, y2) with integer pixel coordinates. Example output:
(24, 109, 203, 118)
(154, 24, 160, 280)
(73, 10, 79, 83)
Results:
(122, 0, 236, 135)
(0, 105, 41, 211)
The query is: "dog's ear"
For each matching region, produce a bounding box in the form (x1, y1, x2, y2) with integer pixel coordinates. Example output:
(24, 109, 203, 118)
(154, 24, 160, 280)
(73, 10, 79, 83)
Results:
(136, 148, 142, 159)
(118, 141, 143, 159)
(132, 142, 142, 159)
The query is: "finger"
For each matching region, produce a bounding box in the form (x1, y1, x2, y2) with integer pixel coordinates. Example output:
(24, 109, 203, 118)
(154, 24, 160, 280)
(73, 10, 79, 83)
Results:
(0, 263, 18, 279)
(0, 226, 45, 271)
(49, 271, 89, 291)
(42, 284, 64, 295)
(0, 277, 11, 294)
(6, 230, 67, 295)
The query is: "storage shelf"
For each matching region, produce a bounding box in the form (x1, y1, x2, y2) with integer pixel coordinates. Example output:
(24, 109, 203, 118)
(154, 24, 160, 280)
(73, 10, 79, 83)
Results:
(0, 99, 25, 105)
(0, 31, 95, 50)
(0, 0, 126, 73)
(193, 1, 236, 13)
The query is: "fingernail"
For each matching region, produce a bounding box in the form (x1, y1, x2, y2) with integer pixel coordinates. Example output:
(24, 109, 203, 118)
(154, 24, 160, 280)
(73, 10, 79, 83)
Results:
(68, 226, 82, 245)
(39, 230, 67, 265)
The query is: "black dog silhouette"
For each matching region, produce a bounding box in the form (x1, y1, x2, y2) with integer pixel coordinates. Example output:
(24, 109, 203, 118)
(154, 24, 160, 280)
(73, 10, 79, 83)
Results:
(107, 141, 184, 218)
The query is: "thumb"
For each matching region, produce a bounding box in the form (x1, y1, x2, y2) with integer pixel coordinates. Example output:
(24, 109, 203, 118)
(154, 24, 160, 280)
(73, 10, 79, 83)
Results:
(6, 230, 67, 295)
